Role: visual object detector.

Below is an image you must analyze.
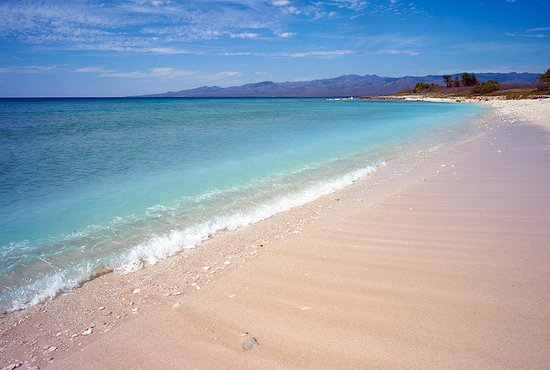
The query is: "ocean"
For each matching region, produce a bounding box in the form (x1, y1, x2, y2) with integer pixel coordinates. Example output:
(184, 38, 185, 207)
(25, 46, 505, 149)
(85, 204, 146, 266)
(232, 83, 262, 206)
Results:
(0, 98, 484, 312)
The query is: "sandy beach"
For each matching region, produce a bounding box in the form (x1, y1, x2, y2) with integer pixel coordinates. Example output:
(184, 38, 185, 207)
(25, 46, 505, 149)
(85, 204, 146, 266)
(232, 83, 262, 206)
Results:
(1, 99, 550, 369)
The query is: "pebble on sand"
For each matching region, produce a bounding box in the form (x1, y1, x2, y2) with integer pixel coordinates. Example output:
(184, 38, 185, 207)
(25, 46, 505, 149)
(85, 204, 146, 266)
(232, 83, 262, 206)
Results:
(242, 337, 259, 351)
(1, 363, 21, 370)
(132, 288, 141, 294)
(82, 328, 93, 336)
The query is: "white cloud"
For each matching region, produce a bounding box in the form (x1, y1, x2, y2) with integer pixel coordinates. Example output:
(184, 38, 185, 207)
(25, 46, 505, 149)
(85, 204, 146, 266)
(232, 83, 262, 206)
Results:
(151, 67, 195, 78)
(75, 67, 106, 73)
(284, 49, 355, 58)
(71, 44, 200, 54)
(220, 51, 253, 56)
(503, 26, 550, 39)
(76, 67, 145, 78)
(75, 66, 241, 81)
(272, 0, 290, 6)
(0, 0, 281, 51)
(504, 29, 548, 39)
(0, 2, 115, 40)
(526, 26, 550, 32)
(276, 32, 296, 38)
(136, 0, 173, 6)
(363, 34, 428, 48)
(286, 6, 302, 15)
(271, 0, 368, 16)
(329, 1, 368, 10)
(378, 49, 419, 56)
(0, 0, 428, 61)
(219, 49, 355, 58)
(0, 65, 57, 74)
(228, 32, 261, 39)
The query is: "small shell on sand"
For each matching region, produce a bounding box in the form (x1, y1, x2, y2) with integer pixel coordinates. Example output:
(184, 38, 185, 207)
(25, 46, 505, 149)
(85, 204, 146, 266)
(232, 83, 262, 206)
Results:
(242, 337, 259, 351)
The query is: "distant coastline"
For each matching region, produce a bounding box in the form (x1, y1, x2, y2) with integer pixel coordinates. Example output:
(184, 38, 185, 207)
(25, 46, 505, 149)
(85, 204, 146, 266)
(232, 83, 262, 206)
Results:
(136, 72, 540, 99)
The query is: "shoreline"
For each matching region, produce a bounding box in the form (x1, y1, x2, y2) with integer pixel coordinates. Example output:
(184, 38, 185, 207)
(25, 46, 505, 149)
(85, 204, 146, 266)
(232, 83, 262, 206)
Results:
(0, 99, 481, 315)
(0, 98, 479, 315)
(360, 92, 550, 103)
(1, 99, 549, 369)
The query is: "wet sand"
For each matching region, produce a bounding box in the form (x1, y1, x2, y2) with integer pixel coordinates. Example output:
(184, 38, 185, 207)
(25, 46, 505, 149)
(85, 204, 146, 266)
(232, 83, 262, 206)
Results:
(2, 99, 549, 369)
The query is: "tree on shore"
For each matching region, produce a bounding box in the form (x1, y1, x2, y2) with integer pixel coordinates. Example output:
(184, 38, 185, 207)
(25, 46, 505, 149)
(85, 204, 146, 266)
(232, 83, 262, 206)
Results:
(538, 69, 550, 86)
(461, 73, 478, 87)
(442, 75, 453, 88)
(453, 76, 460, 87)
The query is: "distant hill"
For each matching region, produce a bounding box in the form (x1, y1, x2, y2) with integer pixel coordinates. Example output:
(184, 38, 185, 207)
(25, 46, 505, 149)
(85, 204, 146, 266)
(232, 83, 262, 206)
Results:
(141, 72, 540, 98)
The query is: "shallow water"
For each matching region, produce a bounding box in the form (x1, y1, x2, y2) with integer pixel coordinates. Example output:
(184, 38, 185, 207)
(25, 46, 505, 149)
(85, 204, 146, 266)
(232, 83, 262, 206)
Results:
(0, 98, 484, 311)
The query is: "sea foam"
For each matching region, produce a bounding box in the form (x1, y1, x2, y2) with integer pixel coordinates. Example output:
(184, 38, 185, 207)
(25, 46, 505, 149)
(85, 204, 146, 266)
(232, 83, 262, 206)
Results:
(113, 163, 382, 274)
(2, 163, 382, 312)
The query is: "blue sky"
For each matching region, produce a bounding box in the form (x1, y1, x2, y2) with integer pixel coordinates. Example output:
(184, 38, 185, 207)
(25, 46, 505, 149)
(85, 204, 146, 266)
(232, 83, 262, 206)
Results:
(0, 0, 548, 97)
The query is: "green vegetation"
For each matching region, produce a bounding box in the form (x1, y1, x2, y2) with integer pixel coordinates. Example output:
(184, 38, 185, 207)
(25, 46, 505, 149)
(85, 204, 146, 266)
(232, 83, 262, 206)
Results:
(538, 69, 550, 86)
(440, 72, 479, 89)
(397, 70, 550, 99)
(453, 76, 460, 87)
(472, 80, 500, 94)
(442, 75, 453, 88)
(461, 73, 478, 87)
(413, 82, 436, 93)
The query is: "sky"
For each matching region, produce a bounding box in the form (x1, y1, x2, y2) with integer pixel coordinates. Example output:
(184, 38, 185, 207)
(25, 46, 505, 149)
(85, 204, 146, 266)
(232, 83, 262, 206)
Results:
(0, 0, 548, 97)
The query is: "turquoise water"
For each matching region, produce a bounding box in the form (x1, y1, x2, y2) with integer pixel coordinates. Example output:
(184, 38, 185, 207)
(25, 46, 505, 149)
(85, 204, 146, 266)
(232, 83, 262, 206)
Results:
(0, 98, 484, 311)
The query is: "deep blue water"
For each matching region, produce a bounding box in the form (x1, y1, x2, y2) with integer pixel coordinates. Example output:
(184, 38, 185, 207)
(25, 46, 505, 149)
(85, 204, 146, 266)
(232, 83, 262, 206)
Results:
(0, 98, 484, 311)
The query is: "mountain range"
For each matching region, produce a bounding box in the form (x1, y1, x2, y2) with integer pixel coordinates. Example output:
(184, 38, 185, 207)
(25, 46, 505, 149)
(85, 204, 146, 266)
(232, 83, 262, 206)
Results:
(142, 72, 540, 98)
